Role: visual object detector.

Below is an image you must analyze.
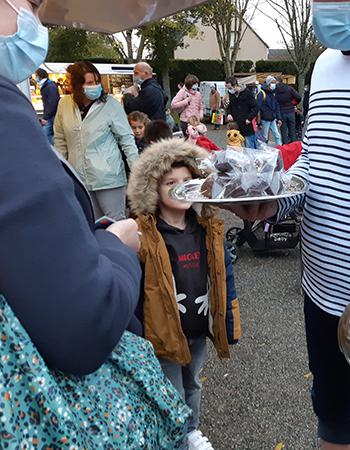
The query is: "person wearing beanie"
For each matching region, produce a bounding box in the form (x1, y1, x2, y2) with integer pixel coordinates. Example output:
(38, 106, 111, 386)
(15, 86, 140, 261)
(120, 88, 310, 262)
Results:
(256, 75, 282, 145)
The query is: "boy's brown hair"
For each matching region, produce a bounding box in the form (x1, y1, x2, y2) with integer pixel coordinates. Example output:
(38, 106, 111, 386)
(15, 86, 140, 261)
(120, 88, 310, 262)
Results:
(128, 111, 150, 125)
(227, 121, 240, 131)
(144, 120, 173, 144)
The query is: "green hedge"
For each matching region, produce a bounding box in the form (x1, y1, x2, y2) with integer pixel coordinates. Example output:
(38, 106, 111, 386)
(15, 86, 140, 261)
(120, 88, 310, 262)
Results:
(255, 60, 298, 75)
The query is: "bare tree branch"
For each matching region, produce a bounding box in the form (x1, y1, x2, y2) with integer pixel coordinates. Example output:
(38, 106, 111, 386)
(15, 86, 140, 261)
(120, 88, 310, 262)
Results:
(265, 0, 323, 92)
(197, 0, 261, 76)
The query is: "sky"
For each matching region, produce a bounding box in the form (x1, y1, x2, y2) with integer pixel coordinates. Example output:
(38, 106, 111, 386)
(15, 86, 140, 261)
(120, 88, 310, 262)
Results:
(250, 1, 284, 49)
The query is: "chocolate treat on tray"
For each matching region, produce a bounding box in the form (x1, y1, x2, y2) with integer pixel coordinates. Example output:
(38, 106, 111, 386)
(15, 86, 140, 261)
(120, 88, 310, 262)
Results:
(199, 148, 286, 199)
(201, 173, 232, 198)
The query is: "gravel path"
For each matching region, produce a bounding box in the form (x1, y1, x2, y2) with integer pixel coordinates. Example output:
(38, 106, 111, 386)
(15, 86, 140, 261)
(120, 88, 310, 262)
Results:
(197, 129, 318, 450)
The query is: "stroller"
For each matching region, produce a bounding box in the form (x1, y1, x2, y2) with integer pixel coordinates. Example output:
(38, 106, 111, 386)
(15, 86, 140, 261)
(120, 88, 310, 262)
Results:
(225, 141, 303, 260)
(226, 214, 302, 261)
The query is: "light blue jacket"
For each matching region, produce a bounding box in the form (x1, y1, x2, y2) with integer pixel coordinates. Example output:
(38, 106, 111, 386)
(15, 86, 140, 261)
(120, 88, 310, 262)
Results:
(54, 94, 138, 191)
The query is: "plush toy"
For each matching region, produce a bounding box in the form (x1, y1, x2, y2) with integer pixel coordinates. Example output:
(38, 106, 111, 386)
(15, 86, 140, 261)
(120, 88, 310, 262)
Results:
(226, 124, 245, 149)
(187, 123, 220, 152)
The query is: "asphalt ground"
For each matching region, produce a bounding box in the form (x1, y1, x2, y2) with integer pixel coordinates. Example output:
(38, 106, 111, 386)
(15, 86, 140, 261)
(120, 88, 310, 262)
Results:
(198, 128, 317, 450)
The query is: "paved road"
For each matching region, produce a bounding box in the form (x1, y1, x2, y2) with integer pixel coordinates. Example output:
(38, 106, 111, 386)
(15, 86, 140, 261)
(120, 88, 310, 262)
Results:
(198, 129, 317, 450)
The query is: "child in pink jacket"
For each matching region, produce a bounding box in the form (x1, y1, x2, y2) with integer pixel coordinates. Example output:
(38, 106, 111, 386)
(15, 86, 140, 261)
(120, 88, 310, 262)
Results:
(171, 74, 204, 137)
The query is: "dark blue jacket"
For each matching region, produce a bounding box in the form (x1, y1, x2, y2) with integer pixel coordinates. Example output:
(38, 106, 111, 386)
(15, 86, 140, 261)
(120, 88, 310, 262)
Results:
(124, 78, 166, 120)
(257, 84, 282, 122)
(41, 79, 60, 121)
(226, 88, 258, 137)
(276, 82, 301, 115)
(0, 76, 142, 375)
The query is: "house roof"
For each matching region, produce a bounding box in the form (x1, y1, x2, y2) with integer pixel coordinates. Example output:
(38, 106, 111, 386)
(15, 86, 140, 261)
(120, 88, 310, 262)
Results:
(268, 48, 291, 61)
(244, 21, 270, 50)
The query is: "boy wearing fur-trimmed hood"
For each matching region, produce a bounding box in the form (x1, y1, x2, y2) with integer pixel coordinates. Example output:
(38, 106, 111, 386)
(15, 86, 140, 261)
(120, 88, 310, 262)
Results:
(128, 139, 241, 450)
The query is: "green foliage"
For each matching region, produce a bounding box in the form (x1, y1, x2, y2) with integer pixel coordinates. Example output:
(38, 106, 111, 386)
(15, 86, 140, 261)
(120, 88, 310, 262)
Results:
(141, 13, 199, 71)
(46, 26, 123, 62)
(235, 60, 255, 73)
(255, 60, 298, 75)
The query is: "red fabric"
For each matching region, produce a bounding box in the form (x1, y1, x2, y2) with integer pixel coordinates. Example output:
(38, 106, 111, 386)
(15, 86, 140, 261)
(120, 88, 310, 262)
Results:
(276, 141, 302, 170)
(196, 135, 220, 151)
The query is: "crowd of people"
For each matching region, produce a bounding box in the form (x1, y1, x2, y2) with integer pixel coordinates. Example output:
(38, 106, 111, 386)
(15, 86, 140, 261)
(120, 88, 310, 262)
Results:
(0, 0, 350, 449)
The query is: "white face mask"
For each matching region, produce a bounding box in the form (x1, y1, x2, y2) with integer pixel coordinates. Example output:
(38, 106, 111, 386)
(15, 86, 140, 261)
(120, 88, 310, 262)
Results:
(191, 83, 199, 91)
(270, 83, 276, 91)
(0, 0, 48, 84)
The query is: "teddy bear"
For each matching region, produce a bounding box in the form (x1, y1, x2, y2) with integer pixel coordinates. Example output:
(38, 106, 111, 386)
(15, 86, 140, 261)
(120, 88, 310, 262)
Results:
(226, 122, 245, 150)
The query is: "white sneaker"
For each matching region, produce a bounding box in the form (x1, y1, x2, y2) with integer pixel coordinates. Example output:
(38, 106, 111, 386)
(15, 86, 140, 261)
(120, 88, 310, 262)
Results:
(187, 430, 215, 450)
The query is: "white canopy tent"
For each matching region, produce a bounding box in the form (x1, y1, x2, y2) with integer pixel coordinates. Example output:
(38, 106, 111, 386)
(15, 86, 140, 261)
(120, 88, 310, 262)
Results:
(40, 0, 207, 33)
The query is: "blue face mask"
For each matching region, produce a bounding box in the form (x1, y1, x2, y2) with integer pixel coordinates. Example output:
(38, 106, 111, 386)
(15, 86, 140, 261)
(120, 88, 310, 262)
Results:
(83, 84, 103, 101)
(312, 2, 350, 50)
(0, 0, 48, 85)
(133, 75, 144, 85)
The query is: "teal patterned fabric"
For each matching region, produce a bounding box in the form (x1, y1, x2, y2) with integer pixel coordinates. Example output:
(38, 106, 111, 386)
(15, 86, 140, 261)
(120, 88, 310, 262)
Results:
(0, 294, 191, 449)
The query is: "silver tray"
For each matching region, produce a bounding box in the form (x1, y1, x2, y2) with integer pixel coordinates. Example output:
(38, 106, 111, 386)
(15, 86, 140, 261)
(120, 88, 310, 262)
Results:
(169, 175, 307, 205)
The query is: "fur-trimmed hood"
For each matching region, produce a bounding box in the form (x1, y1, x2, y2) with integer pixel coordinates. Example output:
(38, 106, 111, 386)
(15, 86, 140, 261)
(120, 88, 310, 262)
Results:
(127, 138, 208, 216)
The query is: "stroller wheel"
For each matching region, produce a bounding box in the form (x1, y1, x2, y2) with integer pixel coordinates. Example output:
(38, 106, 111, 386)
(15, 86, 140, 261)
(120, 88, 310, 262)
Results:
(226, 227, 245, 247)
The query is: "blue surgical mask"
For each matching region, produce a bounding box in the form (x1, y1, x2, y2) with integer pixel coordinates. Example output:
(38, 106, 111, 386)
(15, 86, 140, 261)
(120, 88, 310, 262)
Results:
(228, 88, 235, 94)
(133, 75, 144, 85)
(83, 84, 103, 101)
(37, 77, 46, 87)
(0, 0, 48, 85)
(312, 2, 350, 50)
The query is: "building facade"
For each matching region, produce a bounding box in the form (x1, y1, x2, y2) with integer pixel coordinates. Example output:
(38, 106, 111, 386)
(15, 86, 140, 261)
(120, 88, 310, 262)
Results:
(175, 21, 269, 63)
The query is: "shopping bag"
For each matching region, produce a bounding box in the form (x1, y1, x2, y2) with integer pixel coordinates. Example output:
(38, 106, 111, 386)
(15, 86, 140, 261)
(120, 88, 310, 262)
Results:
(211, 111, 223, 125)
(0, 294, 191, 449)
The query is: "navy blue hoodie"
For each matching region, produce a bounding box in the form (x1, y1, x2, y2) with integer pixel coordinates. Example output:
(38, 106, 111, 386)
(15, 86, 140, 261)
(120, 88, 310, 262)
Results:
(257, 83, 282, 122)
(0, 76, 141, 375)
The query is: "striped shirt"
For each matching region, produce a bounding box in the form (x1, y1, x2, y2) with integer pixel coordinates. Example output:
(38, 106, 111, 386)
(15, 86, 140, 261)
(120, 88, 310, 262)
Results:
(277, 49, 350, 317)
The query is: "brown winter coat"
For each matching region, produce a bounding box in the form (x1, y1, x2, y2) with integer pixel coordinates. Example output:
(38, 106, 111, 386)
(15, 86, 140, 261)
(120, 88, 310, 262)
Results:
(209, 90, 221, 111)
(128, 139, 241, 365)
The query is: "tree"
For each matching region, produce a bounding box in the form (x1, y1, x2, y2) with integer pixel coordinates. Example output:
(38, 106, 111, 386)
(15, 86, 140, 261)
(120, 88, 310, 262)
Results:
(141, 12, 199, 100)
(113, 30, 147, 63)
(263, 0, 323, 93)
(46, 26, 124, 62)
(196, 0, 259, 77)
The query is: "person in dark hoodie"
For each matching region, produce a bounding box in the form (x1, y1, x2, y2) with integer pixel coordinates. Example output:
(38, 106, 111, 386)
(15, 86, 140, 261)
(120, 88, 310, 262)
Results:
(35, 68, 60, 144)
(124, 62, 166, 120)
(225, 76, 259, 149)
(275, 76, 301, 144)
(257, 75, 282, 145)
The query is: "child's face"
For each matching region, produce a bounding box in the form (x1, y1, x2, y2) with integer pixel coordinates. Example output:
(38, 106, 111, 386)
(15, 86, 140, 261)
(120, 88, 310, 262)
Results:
(159, 167, 193, 212)
(130, 120, 145, 139)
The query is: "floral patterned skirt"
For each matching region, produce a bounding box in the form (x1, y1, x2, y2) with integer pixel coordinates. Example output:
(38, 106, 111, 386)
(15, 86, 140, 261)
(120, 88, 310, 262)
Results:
(0, 295, 191, 449)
